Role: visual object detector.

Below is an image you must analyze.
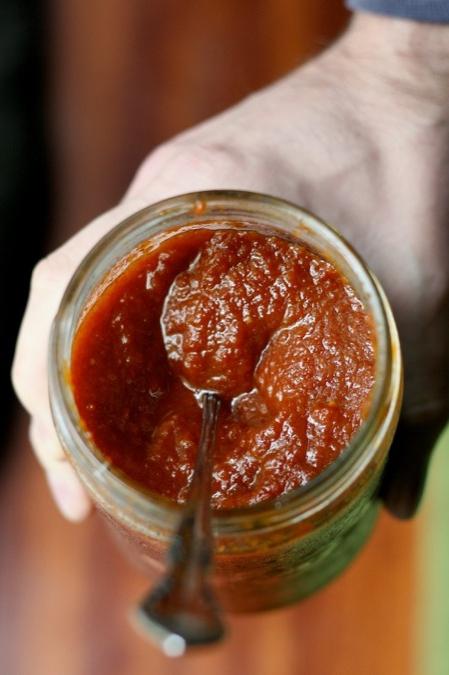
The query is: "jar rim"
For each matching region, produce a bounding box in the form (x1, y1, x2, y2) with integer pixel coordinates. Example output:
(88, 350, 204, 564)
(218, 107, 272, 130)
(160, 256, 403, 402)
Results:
(49, 190, 402, 535)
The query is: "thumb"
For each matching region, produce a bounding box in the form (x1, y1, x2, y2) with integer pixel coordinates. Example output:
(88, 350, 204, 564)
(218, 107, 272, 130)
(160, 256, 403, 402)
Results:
(380, 413, 448, 519)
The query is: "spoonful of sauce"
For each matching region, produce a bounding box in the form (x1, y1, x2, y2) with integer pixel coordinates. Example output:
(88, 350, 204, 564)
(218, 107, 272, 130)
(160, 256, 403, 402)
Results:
(134, 248, 236, 655)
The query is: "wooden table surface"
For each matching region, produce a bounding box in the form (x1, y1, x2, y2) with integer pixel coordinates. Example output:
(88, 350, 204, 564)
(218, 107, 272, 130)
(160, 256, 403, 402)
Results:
(0, 2, 422, 673)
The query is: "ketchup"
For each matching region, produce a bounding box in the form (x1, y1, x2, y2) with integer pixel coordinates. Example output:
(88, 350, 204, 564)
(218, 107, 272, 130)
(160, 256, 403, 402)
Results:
(71, 227, 375, 509)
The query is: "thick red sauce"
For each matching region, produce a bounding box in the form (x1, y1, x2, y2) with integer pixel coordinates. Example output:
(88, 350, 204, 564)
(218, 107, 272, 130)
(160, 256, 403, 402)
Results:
(71, 226, 375, 509)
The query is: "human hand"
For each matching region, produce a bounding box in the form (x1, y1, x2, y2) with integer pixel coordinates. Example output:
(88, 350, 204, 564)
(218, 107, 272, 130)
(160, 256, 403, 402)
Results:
(12, 13, 449, 520)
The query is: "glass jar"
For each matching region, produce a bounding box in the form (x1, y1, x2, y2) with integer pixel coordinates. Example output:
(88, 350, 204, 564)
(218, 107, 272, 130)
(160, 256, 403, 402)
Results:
(49, 190, 402, 612)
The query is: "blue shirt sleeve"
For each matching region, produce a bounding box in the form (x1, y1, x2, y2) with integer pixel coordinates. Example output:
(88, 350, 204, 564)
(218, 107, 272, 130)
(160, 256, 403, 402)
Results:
(346, 0, 449, 22)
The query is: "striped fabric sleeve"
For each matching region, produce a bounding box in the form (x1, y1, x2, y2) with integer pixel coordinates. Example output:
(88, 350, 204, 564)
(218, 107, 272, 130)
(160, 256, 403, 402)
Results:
(346, 0, 449, 22)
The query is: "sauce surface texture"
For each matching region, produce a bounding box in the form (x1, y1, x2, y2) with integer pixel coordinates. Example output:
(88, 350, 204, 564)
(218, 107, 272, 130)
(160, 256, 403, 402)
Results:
(71, 227, 376, 508)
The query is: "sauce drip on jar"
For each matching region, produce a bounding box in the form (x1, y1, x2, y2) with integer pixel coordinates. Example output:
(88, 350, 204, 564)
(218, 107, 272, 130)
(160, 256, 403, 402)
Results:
(71, 226, 376, 509)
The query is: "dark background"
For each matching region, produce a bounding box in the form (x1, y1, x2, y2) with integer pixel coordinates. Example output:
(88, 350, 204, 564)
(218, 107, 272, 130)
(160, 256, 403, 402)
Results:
(0, 2, 417, 674)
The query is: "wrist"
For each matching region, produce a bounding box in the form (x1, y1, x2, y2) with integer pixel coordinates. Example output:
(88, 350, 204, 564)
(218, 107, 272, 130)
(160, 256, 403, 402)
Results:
(330, 13, 449, 119)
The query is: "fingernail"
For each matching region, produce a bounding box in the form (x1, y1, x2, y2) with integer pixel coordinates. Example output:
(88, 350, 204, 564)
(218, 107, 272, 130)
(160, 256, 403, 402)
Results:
(47, 463, 92, 522)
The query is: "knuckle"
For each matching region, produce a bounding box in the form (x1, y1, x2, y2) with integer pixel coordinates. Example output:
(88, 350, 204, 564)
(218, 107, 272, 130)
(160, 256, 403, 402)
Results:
(170, 141, 238, 177)
(11, 355, 27, 404)
(29, 418, 65, 468)
(28, 420, 46, 467)
(30, 256, 50, 290)
(130, 141, 182, 189)
(11, 342, 40, 414)
(30, 250, 67, 292)
(129, 138, 240, 198)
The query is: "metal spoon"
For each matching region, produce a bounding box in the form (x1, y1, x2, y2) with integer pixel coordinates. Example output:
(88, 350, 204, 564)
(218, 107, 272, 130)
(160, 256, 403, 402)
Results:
(133, 392, 225, 657)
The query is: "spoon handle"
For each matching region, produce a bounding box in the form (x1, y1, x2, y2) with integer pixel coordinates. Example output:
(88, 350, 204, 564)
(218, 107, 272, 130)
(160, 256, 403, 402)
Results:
(135, 392, 224, 654)
(172, 392, 220, 569)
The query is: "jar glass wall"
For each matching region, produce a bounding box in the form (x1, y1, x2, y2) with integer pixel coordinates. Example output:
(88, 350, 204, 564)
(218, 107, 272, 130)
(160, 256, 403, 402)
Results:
(49, 190, 402, 612)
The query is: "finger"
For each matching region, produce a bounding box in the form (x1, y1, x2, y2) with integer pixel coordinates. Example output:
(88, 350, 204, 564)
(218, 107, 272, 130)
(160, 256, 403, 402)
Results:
(12, 198, 146, 417)
(380, 414, 448, 519)
(12, 200, 148, 519)
(29, 418, 92, 522)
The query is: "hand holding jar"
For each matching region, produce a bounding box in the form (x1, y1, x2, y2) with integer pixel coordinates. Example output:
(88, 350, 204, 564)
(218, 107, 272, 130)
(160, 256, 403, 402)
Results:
(12, 13, 449, 525)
